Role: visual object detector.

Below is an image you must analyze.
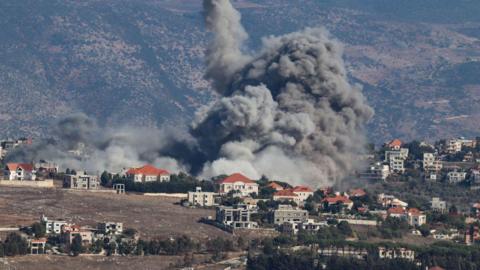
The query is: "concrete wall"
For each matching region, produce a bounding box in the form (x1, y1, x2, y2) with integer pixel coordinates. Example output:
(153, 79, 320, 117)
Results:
(338, 219, 378, 226)
(0, 180, 54, 188)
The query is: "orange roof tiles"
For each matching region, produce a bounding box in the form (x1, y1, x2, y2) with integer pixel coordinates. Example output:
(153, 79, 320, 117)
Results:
(6, 163, 34, 172)
(322, 195, 352, 205)
(349, 188, 367, 197)
(126, 164, 169, 176)
(292, 186, 314, 193)
(387, 207, 406, 215)
(267, 182, 284, 191)
(388, 139, 402, 148)
(219, 173, 255, 184)
(274, 189, 298, 197)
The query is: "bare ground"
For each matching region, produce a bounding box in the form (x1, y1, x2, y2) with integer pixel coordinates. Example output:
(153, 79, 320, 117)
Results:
(0, 186, 231, 240)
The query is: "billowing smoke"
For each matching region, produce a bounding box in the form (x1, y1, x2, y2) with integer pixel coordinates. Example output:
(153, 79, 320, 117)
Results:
(7, 0, 373, 187)
(6, 113, 187, 174)
(194, 0, 374, 186)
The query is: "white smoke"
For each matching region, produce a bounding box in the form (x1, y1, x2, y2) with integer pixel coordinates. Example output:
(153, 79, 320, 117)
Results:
(196, 0, 374, 186)
(7, 0, 373, 188)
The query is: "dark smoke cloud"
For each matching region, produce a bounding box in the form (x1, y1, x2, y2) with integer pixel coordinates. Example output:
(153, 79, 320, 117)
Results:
(195, 0, 374, 186)
(7, 0, 373, 187)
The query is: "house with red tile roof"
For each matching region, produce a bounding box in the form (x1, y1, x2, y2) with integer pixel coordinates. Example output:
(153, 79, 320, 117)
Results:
(407, 208, 427, 226)
(387, 139, 403, 150)
(273, 189, 301, 204)
(322, 195, 354, 210)
(30, 238, 47, 254)
(4, 163, 36, 181)
(291, 186, 314, 202)
(349, 188, 367, 198)
(387, 207, 407, 219)
(126, 164, 170, 183)
(218, 173, 258, 196)
(267, 182, 284, 191)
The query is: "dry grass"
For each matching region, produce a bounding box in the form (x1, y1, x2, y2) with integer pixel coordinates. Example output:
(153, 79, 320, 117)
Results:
(0, 186, 231, 240)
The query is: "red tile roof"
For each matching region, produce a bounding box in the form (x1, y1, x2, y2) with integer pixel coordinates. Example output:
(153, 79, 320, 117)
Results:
(292, 186, 314, 193)
(6, 163, 34, 172)
(31, 238, 47, 243)
(219, 173, 256, 184)
(274, 189, 298, 197)
(388, 139, 402, 148)
(408, 208, 423, 216)
(322, 195, 352, 205)
(349, 188, 367, 197)
(126, 164, 169, 176)
(387, 207, 406, 215)
(267, 182, 284, 191)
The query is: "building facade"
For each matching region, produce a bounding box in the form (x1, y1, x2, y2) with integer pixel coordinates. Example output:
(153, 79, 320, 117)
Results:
(126, 164, 170, 183)
(64, 171, 100, 190)
(218, 173, 258, 196)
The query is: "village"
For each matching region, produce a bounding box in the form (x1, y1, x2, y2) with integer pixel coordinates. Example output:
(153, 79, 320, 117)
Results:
(0, 136, 479, 269)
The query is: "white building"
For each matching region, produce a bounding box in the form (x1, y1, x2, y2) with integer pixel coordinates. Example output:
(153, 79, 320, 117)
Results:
(64, 171, 99, 190)
(407, 208, 427, 227)
(431, 197, 447, 213)
(291, 186, 314, 202)
(423, 153, 435, 169)
(218, 173, 258, 196)
(447, 137, 476, 153)
(4, 163, 36, 181)
(385, 149, 409, 173)
(188, 187, 218, 207)
(98, 222, 123, 235)
(447, 171, 467, 184)
(126, 164, 170, 183)
(361, 162, 390, 181)
(41, 216, 68, 235)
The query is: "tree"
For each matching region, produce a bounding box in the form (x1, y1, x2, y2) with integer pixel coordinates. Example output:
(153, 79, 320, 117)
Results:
(4, 233, 28, 256)
(337, 221, 353, 237)
(100, 171, 111, 187)
(70, 234, 84, 256)
(31, 222, 46, 237)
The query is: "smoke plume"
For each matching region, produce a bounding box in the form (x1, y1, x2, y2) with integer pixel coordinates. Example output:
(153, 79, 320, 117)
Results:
(7, 0, 373, 187)
(195, 0, 374, 186)
(6, 113, 187, 174)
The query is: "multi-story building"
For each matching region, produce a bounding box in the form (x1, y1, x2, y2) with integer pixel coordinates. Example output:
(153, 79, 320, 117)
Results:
(273, 189, 302, 204)
(30, 238, 47, 254)
(321, 194, 354, 211)
(4, 163, 36, 181)
(216, 205, 257, 229)
(126, 164, 170, 183)
(62, 225, 94, 246)
(98, 222, 123, 235)
(423, 153, 435, 169)
(407, 208, 427, 227)
(64, 171, 99, 190)
(291, 186, 314, 202)
(218, 173, 258, 196)
(42, 215, 68, 234)
(385, 149, 409, 173)
(360, 162, 390, 181)
(447, 171, 467, 184)
(470, 170, 480, 190)
(273, 205, 308, 225)
(280, 219, 327, 235)
(188, 187, 218, 207)
(431, 197, 447, 213)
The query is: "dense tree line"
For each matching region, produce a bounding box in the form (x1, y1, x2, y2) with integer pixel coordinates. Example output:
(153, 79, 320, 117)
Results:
(0, 233, 28, 257)
(103, 172, 216, 193)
